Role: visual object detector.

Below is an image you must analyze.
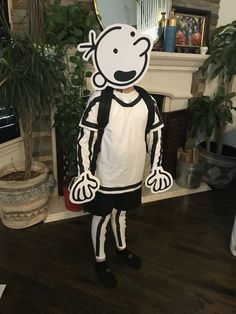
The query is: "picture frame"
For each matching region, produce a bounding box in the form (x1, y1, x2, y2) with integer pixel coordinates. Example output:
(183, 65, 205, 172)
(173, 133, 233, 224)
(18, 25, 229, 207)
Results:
(173, 6, 211, 53)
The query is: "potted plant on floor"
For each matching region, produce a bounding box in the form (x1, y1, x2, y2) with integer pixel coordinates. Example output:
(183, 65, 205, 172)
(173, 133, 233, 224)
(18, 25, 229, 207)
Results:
(187, 21, 236, 189)
(0, 27, 68, 228)
(54, 86, 88, 211)
(44, 0, 98, 210)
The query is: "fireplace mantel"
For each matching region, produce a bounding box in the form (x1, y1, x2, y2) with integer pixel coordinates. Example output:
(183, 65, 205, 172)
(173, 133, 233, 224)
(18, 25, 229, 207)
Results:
(149, 51, 208, 68)
(139, 51, 208, 112)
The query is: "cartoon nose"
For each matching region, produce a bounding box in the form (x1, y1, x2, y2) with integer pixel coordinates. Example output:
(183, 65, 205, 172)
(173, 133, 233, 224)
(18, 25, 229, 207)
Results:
(133, 37, 151, 57)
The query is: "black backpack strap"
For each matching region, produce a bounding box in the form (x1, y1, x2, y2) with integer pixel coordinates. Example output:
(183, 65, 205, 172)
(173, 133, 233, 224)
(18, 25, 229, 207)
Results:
(134, 85, 155, 132)
(134, 85, 156, 153)
(90, 86, 113, 174)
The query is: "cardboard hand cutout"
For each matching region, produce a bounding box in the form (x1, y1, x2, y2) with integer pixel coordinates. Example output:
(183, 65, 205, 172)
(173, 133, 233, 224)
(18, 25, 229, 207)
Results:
(69, 24, 173, 205)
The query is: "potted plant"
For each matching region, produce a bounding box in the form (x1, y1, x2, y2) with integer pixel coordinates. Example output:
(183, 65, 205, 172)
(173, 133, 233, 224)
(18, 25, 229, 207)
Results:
(0, 27, 68, 228)
(201, 20, 236, 154)
(54, 86, 88, 211)
(53, 51, 91, 211)
(44, 0, 98, 49)
(44, 0, 98, 210)
(187, 21, 236, 189)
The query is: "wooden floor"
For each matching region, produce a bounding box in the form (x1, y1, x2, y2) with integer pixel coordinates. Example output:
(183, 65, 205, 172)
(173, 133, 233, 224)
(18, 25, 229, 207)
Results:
(0, 185, 236, 314)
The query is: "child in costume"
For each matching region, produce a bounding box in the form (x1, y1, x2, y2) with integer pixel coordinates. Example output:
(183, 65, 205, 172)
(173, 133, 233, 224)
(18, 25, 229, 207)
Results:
(69, 24, 173, 287)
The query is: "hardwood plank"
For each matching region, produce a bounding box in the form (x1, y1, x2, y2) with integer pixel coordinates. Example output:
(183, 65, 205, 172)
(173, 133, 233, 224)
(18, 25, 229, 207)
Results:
(0, 185, 236, 314)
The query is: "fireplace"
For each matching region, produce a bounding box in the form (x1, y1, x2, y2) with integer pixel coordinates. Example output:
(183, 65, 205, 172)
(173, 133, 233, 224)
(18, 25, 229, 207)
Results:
(140, 51, 207, 176)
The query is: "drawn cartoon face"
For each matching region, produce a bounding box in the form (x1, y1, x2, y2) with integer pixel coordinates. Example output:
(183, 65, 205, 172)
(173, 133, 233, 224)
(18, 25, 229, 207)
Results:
(78, 24, 153, 90)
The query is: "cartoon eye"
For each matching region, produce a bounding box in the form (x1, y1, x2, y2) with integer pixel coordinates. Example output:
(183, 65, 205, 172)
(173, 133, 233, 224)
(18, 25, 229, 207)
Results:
(130, 31, 135, 37)
(113, 48, 118, 54)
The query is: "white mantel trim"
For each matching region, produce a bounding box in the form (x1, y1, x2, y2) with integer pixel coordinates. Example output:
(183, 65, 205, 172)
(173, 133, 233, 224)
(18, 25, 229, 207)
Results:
(139, 51, 208, 112)
(149, 51, 208, 68)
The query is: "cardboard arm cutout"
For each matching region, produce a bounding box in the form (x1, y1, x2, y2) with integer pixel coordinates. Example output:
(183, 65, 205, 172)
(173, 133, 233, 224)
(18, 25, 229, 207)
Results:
(69, 23, 173, 204)
(69, 127, 100, 204)
(145, 128, 173, 193)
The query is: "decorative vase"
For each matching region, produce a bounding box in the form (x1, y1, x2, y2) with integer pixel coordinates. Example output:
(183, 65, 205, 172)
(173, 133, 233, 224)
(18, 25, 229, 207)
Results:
(164, 9, 177, 52)
(157, 12, 167, 50)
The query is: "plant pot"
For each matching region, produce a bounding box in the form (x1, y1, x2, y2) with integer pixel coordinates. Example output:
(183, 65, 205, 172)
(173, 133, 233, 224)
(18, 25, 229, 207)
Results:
(0, 161, 54, 229)
(63, 186, 82, 212)
(175, 159, 203, 189)
(198, 142, 236, 189)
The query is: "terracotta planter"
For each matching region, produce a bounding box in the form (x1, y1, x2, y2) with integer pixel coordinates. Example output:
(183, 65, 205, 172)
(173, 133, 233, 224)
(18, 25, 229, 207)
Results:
(0, 161, 54, 229)
(63, 186, 82, 212)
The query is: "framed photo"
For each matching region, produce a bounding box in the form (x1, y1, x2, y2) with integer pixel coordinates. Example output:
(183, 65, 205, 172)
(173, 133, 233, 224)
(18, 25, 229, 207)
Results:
(173, 6, 211, 53)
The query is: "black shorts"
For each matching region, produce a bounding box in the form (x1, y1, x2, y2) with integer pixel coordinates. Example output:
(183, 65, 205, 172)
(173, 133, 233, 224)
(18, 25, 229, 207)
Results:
(83, 188, 142, 216)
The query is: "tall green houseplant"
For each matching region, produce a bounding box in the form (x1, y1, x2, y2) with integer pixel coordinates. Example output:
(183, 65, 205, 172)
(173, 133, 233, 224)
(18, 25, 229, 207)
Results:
(44, 0, 98, 190)
(188, 86, 236, 153)
(0, 33, 68, 179)
(202, 20, 236, 87)
(200, 20, 236, 155)
(187, 21, 236, 189)
(0, 2, 71, 228)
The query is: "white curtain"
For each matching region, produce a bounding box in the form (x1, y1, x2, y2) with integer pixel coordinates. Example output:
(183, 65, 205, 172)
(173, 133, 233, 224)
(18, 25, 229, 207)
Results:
(230, 215, 236, 256)
(137, 0, 170, 32)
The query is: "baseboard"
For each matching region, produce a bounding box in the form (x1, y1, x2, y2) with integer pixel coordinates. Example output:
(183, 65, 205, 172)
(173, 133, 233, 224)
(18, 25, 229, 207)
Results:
(45, 182, 211, 223)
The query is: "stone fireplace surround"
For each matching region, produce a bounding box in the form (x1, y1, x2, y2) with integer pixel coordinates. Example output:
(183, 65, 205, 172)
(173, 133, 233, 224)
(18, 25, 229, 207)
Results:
(46, 51, 211, 223)
(140, 51, 208, 112)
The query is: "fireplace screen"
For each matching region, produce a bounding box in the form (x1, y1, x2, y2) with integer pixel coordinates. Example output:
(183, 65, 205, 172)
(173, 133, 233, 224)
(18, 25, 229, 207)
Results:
(161, 109, 188, 178)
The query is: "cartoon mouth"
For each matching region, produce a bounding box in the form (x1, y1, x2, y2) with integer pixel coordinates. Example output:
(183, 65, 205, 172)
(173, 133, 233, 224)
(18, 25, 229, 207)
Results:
(114, 70, 136, 82)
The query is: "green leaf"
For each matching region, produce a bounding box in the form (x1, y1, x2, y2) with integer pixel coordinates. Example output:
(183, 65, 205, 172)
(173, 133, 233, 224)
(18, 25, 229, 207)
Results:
(69, 56, 77, 63)
(71, 29, 83, 37)
(85, 71, 93, 78)
(83, 89, 91, 96)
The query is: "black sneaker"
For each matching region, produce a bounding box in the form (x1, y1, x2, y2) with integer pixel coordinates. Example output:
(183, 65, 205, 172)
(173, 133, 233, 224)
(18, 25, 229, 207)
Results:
(94, 261, 118, 287)
(117, 249, 141, 270)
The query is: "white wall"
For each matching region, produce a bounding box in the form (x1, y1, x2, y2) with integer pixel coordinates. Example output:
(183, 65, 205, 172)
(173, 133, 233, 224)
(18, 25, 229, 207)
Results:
(0, 138, 25, 167)
(217, 0, 236, 27)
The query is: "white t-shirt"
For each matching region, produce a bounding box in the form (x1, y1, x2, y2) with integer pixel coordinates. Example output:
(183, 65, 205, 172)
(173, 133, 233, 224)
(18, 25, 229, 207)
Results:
(79, 88, 163, 194)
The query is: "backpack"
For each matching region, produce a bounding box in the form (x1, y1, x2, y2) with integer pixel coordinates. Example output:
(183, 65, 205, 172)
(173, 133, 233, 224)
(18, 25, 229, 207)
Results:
(90, 85, 156, 174)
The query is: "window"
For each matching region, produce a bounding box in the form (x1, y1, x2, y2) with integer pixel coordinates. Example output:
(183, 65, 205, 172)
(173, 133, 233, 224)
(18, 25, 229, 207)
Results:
(0, 108, 20, 144)
(0, 0, 21, 144)
(137, 0, 171, 41)
(0, 0, 10, 40)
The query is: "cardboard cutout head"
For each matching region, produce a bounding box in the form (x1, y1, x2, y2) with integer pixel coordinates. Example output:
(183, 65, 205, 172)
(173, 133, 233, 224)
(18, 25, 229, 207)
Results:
(78, 24, 153, 90)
